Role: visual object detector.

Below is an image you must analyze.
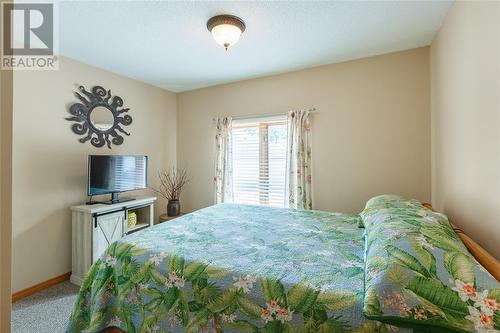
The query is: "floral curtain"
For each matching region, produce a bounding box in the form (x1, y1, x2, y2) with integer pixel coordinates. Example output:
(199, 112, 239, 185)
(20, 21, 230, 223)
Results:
(286, 110, 312, 209)
(214, 117, 233, 204)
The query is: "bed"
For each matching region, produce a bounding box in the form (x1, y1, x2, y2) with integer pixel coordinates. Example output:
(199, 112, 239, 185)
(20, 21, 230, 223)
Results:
(67, 196, 500, 333)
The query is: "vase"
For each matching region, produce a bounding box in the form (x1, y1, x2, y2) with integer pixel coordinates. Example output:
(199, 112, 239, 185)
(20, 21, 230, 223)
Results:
(167, 199, 181, 217)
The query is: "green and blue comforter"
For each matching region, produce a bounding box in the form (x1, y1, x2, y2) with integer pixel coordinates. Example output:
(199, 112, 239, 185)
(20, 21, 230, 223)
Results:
(68, 197, 499, 333)
(67, 204, 394, 333)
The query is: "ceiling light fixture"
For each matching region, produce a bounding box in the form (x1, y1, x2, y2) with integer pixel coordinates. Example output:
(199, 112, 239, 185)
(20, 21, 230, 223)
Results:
(207, 15, 246, 51)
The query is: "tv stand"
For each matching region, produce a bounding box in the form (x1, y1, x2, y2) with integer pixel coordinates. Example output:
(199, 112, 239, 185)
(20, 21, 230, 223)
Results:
(70, 196, 156, 286)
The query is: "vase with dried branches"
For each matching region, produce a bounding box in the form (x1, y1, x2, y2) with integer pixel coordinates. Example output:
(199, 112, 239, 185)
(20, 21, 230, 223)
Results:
(151, 168, 189, 217)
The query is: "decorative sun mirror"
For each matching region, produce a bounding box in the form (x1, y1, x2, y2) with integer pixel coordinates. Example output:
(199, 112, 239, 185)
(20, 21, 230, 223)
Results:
(66, 85, 132, 149)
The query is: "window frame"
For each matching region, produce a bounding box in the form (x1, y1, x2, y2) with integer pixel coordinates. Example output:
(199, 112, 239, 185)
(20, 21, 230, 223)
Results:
(231, 117, 287, 207)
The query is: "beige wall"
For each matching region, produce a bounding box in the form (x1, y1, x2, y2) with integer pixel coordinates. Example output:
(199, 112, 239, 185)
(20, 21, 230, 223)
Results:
(430, 1, 500, 259)
(12, 57, 177, 292)
(1, 64, 13, 332)
(177, 48, 431, 214)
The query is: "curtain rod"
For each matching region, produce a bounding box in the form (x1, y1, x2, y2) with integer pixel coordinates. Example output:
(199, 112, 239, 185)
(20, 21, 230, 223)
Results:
(212, 108, 317, 122)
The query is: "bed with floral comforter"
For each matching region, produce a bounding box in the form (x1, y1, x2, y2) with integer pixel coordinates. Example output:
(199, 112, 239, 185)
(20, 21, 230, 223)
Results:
(68, 198, 499, 333)
(67, 203, 395, 333)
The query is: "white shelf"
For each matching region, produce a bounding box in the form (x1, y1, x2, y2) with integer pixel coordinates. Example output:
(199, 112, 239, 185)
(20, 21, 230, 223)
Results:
(126, 222, 149, 234)
(71, 196, 157, 214)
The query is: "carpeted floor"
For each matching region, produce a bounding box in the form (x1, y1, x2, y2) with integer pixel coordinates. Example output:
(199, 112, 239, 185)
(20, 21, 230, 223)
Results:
(12, 281, 79, 333)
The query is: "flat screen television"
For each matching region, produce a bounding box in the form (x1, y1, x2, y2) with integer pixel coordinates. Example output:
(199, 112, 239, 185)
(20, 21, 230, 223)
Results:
(88, 155, 148, 203)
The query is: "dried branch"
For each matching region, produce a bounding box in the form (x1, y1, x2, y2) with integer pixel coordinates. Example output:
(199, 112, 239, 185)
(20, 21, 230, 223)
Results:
(150, 167, 189, 201)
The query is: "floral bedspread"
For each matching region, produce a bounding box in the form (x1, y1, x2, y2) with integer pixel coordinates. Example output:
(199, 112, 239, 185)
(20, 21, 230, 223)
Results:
(361, 196, 500, 333)
(67, 204, 399, 333)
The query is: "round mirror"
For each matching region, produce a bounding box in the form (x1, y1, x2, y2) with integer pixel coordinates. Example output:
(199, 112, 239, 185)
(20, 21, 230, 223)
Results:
(90, 106, 114, 131)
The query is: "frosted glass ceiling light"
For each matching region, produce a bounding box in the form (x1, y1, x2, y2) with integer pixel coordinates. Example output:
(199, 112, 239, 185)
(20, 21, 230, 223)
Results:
(207, 15, 246, 51)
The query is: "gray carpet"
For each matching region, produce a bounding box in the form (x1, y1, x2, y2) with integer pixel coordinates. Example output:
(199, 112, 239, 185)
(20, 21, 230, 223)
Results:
(12, 281, 79, 333)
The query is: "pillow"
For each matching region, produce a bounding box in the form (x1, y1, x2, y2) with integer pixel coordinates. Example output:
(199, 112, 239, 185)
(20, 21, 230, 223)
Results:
(365, 194, 426, 210)
(358, 195, 428, 228)
(361, 200, 500, 333)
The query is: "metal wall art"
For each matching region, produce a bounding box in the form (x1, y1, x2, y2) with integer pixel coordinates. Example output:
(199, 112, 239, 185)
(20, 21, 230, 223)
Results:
(66, 85, 132, 148)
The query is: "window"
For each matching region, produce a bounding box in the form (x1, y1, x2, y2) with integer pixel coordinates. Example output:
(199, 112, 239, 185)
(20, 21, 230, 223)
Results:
(232, 116, 287, 207)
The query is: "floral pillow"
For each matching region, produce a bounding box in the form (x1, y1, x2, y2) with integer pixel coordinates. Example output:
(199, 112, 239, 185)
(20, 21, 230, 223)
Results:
(361, 198, 500, 333)
(358, 195, 428, 228)
(365, 194, 426, 210)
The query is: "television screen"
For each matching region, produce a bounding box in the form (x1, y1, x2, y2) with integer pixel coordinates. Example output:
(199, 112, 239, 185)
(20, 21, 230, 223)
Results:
(88, 155, 148, 196)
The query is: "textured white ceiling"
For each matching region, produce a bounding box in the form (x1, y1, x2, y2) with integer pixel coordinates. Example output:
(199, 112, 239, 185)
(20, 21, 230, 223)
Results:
(59, 1, 452, 92)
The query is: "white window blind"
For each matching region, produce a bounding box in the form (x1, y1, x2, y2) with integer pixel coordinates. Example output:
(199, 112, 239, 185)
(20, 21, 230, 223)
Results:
(232, 116, 287, 207)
